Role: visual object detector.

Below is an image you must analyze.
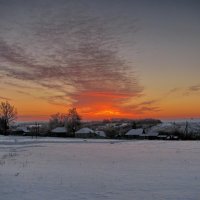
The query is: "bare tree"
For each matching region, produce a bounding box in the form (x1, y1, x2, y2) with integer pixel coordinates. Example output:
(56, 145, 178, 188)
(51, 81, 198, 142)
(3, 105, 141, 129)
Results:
(0, 101, 17, 135)
(49, 113, 67, 130)
(66, 108, 81, 137)
(49, 108, 81, 137)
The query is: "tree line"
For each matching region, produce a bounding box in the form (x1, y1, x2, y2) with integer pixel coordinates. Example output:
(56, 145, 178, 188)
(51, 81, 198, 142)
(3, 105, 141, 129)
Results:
(0, 101, 81, 136)
(49, 108, 81, 137)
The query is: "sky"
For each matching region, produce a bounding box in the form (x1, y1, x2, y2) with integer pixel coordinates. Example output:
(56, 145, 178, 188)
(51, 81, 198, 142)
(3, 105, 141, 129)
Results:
(0, 0, 200, 121)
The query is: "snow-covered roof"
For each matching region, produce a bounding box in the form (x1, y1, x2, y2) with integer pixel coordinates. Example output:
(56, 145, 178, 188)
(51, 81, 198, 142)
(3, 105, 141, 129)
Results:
(147, 131, 159, 137)
(125, 128, 144, 136)
(75, 128, 94, 134)
(150, 123, 176, 133)
(95, 131, 106, 137)
(51, 127, 67, 133)
(16, 127, 30, 133)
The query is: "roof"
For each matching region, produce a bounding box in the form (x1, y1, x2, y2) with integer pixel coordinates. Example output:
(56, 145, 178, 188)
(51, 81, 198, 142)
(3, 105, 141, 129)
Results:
(51, 127, 67, 133)
(150, 123, 176, 133)
(16, 126, 30, 133)
(125, 128, 144, 136)
(95, 131, 106, 137)
(147, 131, 159, 137)
(75, 128, 94, 134)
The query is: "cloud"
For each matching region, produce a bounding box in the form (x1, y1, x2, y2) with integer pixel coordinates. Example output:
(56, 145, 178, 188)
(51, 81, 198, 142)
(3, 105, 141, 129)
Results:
(0, 15, 142, 96)
(139, 100, 158, 106)
(183, 84, 200, 96)
(0, 96, 11, 101)
(165, 88, 181, 96)
(2, 81, 42, 91)
(0, 38, 141, 94)
(122, 100, 161, 116)
(15, 90, 32, 96)
(0, 2, 156, 118)
(188, 85, 200, 92)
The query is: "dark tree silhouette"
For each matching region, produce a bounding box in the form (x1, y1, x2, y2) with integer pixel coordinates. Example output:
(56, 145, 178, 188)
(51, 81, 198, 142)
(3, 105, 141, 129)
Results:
(0, 101, 17, 135)
(49, 113, 67, 129)
(66, 108, 81, 137)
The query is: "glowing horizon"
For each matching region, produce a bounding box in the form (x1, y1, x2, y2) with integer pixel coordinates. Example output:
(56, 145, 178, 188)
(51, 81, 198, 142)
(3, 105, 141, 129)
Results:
(0, 0, 200, 122)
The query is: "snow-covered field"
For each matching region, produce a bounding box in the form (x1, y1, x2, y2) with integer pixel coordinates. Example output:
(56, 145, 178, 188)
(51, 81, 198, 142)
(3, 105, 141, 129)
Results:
(0, 136, 200, 200)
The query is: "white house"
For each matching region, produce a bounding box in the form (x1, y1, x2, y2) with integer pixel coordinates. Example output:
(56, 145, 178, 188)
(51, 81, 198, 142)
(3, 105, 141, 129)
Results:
(51, 127, 67, 137)
(16, 126, 30, 134)
(75, 128, 95, 138)
(95, 130, 106, 138)
(146, 130, 159, 139)
(125, 128, 145, 138)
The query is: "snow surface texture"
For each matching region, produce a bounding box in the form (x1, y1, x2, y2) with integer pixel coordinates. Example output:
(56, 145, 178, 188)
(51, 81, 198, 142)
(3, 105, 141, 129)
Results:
(0, 136, 200, 200)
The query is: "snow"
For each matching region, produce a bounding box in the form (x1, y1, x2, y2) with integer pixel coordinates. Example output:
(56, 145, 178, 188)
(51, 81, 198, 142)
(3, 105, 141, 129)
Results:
(16, 126, 30, 133)
(125, 128, 144, 136)
(149, 123, 176, 133)
(95, 131, 106, 137)
(148, 122, 200, 136)
(0, 136, 200, 200)
(147, 130, 159, 137)
(51, 127, 67, 133)
(75, 127, 94, 134)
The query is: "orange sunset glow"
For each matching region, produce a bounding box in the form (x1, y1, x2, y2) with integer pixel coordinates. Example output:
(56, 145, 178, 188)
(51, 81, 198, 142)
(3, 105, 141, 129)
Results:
(0, 0, 200, 122)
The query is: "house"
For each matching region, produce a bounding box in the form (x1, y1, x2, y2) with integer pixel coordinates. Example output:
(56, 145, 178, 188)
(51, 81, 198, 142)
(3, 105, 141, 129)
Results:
(75, 128, 95, 138)
(95, 130, 106, 138)
(125, 128, 145, 139)
(146, 130, 159, 139)
(51, 127, 68, 137)
(14, 126, 30, 135)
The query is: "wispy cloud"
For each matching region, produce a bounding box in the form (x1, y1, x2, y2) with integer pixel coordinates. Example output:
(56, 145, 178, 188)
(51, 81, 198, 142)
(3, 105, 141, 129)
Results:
(0, 1, 158, 118)
(15, 90, 32, 96)
(183, 84, 200, 96)
(0, 12, 143, 104)
(139, 100, 158, 106)
(188, 85, 200, 92)
(165, 88, 181, 97)
(122, 100, 161, 116)
(0, 96, 11, 101)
